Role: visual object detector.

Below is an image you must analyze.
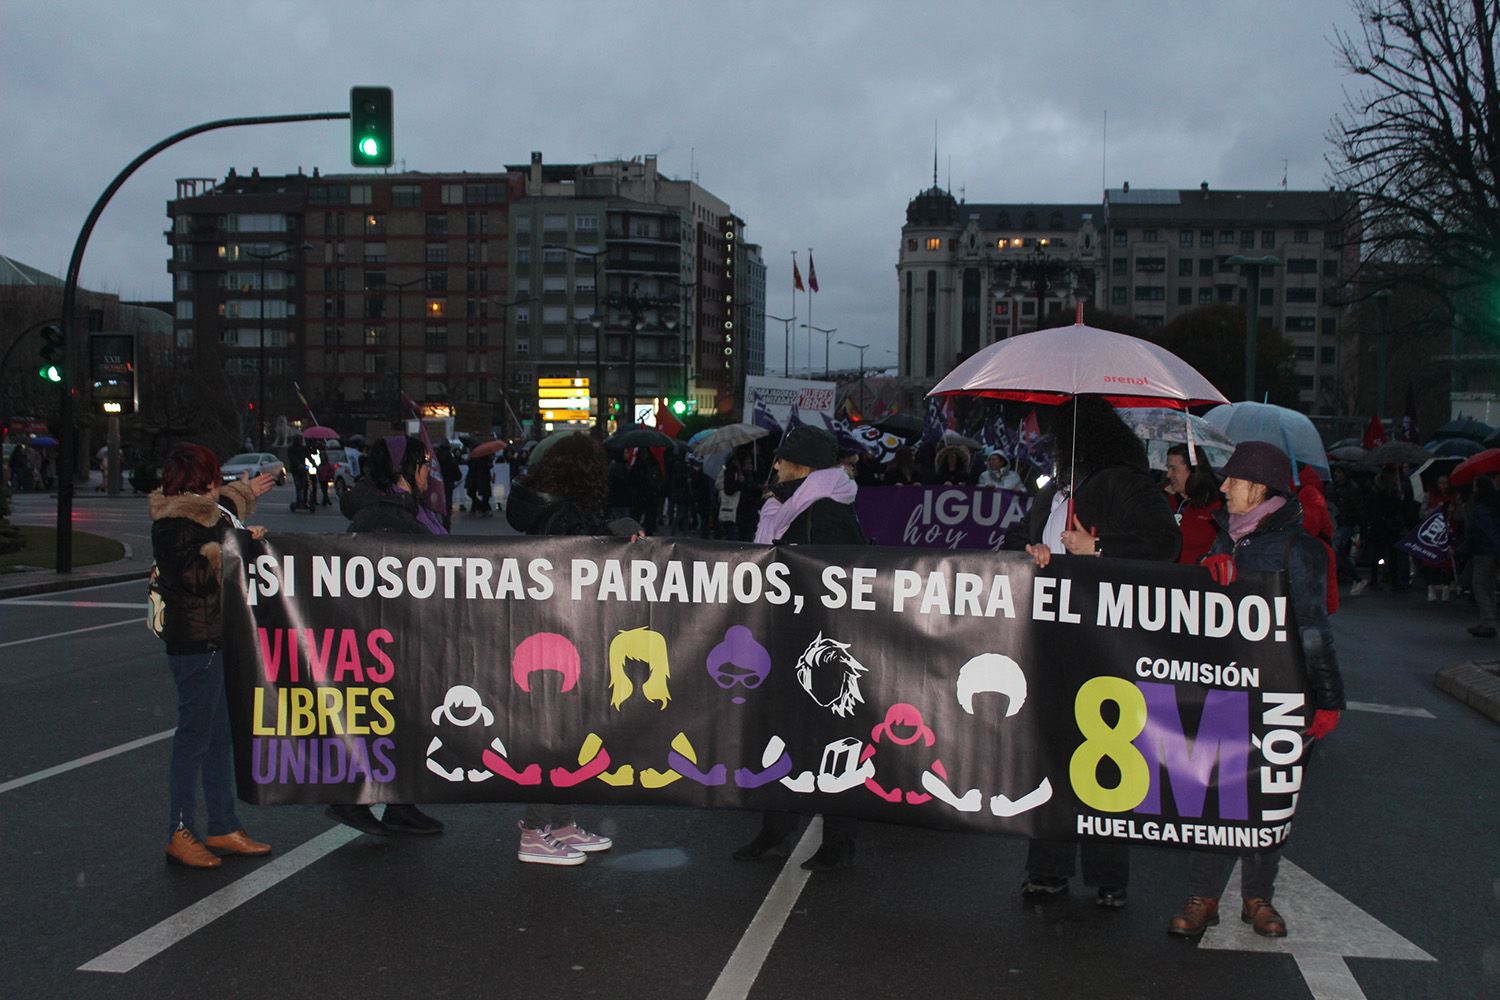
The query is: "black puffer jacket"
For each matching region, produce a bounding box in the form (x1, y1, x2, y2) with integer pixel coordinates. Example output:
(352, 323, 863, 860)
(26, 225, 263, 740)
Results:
(505, 480, 640, 538)
(149, 480, 257, 654)
(1209, 498, 1345, 711)
(341, 479, 427, 534)
(1028, 462, 1181, 562)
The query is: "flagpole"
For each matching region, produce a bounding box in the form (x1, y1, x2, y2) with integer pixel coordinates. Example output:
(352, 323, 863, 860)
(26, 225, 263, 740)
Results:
(292, 381, 320, 428)
(789, 250, 798, 377)
(807, 246, 814, 379)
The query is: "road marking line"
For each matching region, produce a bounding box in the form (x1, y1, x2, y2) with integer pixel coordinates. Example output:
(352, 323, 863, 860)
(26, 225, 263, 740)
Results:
(6, 600, 144, 609)
(705, 817, 822, 1000)
(79, 825, 363, 974)
(0, 729, 174, 795)
(0, 578, 145, 601)
(0, 619, 137, 648)
(1346, 700, 1436, 719)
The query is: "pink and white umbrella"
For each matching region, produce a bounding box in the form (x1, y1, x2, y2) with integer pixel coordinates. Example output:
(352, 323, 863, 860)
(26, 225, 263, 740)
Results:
(300, 425, 340, 441)
(928, 319, 1227, 410)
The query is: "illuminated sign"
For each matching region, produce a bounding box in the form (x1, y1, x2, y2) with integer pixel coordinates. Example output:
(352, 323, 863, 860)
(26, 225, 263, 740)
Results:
(101, 401, 123, 414)
(538, 377, 589, 389)
(540, 408, 592, 421)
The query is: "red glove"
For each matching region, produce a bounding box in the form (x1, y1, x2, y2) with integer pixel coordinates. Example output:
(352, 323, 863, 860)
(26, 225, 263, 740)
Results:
(1307, 709, 1341, 740)
(1202, 554, 1237, 586)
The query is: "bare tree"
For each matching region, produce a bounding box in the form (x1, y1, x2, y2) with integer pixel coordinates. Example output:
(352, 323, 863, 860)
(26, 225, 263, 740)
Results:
(1328, 0, 1500, 333)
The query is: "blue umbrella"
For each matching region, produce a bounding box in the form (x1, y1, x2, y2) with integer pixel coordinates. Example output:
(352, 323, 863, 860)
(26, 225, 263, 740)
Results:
(1203, 402, 1329, 478)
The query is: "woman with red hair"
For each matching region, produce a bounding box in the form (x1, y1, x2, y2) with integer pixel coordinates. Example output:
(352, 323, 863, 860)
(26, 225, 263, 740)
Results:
(149, 443, 274, 869)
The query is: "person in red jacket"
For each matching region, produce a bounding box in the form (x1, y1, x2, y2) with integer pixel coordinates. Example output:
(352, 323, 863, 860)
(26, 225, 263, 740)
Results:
(1164, 444, 1222, 566)
(1297, 466, 1339, 614)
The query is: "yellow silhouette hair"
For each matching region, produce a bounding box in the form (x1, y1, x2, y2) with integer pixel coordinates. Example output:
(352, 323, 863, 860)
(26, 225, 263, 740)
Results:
(608, 627, 671, 710)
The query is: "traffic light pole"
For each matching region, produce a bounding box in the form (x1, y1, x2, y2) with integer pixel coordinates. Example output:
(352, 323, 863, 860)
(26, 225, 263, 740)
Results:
(54, 111, 349, 573)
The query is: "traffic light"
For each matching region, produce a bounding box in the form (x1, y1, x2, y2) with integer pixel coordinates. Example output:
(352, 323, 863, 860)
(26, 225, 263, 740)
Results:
(668, 397, 696, 416)
(349, 86, 394, 167)
(37, 325, 62, 383)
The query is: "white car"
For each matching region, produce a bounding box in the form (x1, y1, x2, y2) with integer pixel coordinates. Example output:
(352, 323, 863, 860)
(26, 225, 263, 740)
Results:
(221, 452, 286, 485)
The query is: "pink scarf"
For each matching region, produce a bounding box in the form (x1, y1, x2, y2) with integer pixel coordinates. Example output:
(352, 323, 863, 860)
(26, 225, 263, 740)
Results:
(1228, 495, 1286, 543)
(754, 468, 857, 544)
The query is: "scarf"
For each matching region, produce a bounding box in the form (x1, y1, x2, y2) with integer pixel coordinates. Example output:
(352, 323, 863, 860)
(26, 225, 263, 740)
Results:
(383, 437, 448, 535)
(754, 467, 857, 544)
(1228, 495, 1286, 543)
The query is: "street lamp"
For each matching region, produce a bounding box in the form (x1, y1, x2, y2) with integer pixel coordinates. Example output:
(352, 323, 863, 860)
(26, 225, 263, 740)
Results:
(1373, 287, 1392, 419)
(767, 314, 795, 376)
(493, 293, 530, 437)
(542, 244, 605, 432)
(836, 339, 869, 415)
(802, 324, 837, 379)
(1226, 254, 1280, 401)
(247, 242, 310, 449)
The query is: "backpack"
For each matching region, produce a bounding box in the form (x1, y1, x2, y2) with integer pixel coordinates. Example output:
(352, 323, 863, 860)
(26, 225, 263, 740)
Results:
(147, 501, 246, 639)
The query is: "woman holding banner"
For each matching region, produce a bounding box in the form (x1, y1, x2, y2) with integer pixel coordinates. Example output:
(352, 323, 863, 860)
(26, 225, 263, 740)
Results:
(505, 432, 637, 864)
(150, 444, 275, 869)
(331, 435, 447, 836)
(1022, 396, 1180, 908)
(734, 425, 868, 872)
(1169, 440, 1345, 939)
(1164, 443, 1221, 566)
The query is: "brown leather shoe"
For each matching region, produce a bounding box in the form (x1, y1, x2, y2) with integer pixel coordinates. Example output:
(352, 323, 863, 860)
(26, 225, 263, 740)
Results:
(1242, 897, 1287, 937)
(204, 829, 273, 856)
(1167, 895, 1219, 937)
(165, 829, 222, 869)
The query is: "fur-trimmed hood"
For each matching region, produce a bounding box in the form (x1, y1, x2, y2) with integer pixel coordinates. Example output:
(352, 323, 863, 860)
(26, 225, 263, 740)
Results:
(148, 480, 257, 525)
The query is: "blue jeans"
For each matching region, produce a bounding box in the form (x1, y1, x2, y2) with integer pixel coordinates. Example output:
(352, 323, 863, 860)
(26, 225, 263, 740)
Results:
(166, 651, 242, 840)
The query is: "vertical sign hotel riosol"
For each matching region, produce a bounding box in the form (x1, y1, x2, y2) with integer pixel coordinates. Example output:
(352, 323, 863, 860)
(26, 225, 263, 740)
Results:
(723, 218, 735, 386)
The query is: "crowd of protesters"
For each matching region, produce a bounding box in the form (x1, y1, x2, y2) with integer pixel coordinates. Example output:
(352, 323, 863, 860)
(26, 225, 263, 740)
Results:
(144, 406, 1500, 941)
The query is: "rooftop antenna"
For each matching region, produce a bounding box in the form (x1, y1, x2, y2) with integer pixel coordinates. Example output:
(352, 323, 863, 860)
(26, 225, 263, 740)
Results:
(1102, 109, 1108, 195)
(691, 146, 696, 183)
(1281, 158, 1288, 191)
(933, 120, 939, 188)
(947, 155, 952, 193)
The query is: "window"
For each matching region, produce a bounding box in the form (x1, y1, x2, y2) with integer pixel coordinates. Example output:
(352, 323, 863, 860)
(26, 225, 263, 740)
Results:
(576, 274, 595, 293)
(1321, 346, 1337, 364)
(349, 185, 372, 206)
(515, 216, 532, 235)
(1293, 230, 1309, 244)
(225, 213, 288, 233)
(425, 272, 447, 292)
(1262, 230, 1276, 248)
(1178, 258, 1194, 277)
(514, 307, 530, 325)
(1218, 287, 1234, 302)
(1134, 286, 1166, 302)
(1236, 230, 1251, 248)
(1021, 300, 1035, 316)
(1324, 229, 1343, 248)
(441, 184, 464, 205)
(1287, 258, 1318, 274)
(1260, 287, 1274, 306)
(466, 212, 488, 237)
(363, 213, 385, 236)
(1323, 259, 1338, 278)
(1111, 287, 1127, 306)
(542, 274, 567, 292)
(465, 299, 488, 320)
(516, 246, 530, 265)
(1287, 287, 1317, 304)
(542, 335, 569, 355)
(542, 248, 568, 264)
(1143, 228, 1159, 242)
(363, 270, 385, 290)
(1295, 345, 1315, 360)
(926, 237, 942, 251)
(907, 239, 918, 251)
(1113, 230, 1128, 246)
(542, 305, 568, 323)
(426, 214, 448, 236)
(1112, 258, 1127, 277)
(392, 185, 421, 208)
(1219, 229, 1235, 245)
(364, 243, 386, 263)
(1179, 230, 1194, 248)
(465, 270, 488, 293)
(1285, 317, 1316, 332)
(576, 214, 598, 231)
(1199, 259, 1214, 277)
(543, 214, 568, 231)
(425, 244, 448, 263)
(465, 183, 503, 204)
(1135, 257, 1166, 273)
(1321, 317, 1337, 338)
(365, 326, 382, 346)
(426, 298, 446, 318)
(1200, 229, 1213, 247)
(514, 340, 529, 355)
(1177, 287, 1193, 305)
(176, 272, 192, 291)
(309, 185, 349, 206)
(1198, 288, 1214, 304)
(365, 296, 385, 319)
(424, 326, 448, 346)
(175, 301, 193, 320)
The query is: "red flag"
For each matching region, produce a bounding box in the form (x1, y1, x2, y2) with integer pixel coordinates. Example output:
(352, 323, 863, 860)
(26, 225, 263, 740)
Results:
(654, 402, 683, 440)
(793, 258, 805, 292)
(808, 252, 820, 293)
(1361, 414, 1388, 450)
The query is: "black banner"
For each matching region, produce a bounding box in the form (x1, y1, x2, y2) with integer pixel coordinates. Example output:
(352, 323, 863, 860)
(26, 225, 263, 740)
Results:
(223, 534, 1315, 852)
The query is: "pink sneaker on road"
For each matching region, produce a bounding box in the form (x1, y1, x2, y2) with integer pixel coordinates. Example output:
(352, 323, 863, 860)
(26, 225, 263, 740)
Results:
(548, 823, 613, 853)
(516, 822, 585, 866)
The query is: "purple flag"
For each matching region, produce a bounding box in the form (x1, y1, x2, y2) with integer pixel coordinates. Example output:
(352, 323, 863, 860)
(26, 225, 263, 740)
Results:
(1396, 507, 1453, 566)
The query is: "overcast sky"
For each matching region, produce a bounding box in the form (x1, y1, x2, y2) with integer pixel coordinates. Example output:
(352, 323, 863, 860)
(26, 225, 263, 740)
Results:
(2, 0, 1362, 374)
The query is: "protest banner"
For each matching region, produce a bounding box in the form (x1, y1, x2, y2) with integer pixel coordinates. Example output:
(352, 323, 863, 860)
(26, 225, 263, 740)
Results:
(1395, 507, 1453, 567)
(856, 485, 1032, 551)
(743, 376, 835, 428)
(223, 533, 1315, 853)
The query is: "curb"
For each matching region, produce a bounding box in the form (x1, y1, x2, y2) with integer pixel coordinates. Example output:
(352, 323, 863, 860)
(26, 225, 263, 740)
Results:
(0, 567, 151, 601)
(1435, 660, 1500, 726)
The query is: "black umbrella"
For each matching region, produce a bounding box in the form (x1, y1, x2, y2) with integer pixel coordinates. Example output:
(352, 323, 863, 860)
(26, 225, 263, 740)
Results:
(606, 426, 674, 449)
(1432, 417, 1493, 442)
(1426, 437, 1485, 458)
(873, 412, 923, 438)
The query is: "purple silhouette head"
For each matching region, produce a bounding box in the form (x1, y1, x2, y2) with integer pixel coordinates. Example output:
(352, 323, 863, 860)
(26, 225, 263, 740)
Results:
(706, 625, 772, 704)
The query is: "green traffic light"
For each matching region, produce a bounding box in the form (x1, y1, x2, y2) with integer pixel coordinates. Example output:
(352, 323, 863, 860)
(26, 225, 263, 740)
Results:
(38, 364, 61, 383)
(671, 399, 687, 415)
(359, 136, 380, 158)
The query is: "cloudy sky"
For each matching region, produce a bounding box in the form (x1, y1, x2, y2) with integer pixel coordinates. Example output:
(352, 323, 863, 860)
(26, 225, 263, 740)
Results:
(3, 0, 1362, 374)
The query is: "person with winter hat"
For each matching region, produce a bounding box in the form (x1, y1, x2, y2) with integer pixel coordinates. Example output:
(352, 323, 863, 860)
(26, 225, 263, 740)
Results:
(1169, 440, 1345, 940)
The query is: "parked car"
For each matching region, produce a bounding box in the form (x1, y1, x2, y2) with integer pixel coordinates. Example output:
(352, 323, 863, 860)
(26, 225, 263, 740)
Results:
(322, 446, 359, 496)
(221, 452, 286, 485)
